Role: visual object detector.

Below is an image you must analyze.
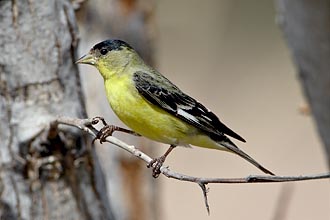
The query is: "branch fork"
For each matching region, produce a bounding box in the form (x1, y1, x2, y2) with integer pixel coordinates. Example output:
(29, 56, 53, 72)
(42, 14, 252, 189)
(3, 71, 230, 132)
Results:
(51, 116, 330, 213)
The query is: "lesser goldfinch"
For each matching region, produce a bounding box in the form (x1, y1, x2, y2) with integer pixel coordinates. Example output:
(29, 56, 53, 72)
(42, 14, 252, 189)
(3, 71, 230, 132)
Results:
(77, 39, 274, 177)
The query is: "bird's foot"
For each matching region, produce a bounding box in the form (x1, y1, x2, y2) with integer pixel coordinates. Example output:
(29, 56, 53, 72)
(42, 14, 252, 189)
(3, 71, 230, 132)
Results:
(91, 117, 140, 144)
(92, 124, 116, 144)
(147, 145, 176, 178)
(147, 156, 166, 178)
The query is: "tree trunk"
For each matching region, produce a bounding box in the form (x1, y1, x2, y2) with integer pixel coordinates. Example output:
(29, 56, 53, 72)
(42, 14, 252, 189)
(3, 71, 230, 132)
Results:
(275, 0, 330, 169)
(0, 1, 114, 219)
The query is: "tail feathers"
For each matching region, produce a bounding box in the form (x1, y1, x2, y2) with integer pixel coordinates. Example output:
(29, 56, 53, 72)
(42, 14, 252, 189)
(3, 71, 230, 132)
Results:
(220, 140, 275, 176)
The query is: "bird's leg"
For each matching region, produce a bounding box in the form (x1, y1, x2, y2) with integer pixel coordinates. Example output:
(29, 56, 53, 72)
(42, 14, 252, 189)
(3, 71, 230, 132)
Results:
(91, 117, 140, 144)
(147, 145, 176, 178)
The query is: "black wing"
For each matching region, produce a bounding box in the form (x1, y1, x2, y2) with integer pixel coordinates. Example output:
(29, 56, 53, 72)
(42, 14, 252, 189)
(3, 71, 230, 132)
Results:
(133, 71, 246, 142)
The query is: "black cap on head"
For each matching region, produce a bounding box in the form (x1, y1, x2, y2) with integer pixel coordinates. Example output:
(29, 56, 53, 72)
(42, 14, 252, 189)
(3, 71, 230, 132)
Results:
(93, 39, 133, 53)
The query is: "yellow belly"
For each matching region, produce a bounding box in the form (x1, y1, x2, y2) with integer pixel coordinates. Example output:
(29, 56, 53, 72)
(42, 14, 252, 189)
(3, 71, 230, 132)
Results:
(104, 76, 194, 145)
(104, 75, 225, 150)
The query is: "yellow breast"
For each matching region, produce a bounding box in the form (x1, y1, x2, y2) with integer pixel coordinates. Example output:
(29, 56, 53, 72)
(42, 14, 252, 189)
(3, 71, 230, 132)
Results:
(103, 74, 197, 145)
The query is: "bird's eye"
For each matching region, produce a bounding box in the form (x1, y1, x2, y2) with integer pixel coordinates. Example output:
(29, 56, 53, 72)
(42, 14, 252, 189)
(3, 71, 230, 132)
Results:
(100, 48, 108, 55)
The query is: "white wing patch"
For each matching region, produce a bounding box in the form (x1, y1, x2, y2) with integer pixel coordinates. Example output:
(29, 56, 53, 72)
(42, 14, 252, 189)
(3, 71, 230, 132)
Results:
(198, 106, 213, 122)
(201, 114, 213, 122)
(177, 108, 199, 123)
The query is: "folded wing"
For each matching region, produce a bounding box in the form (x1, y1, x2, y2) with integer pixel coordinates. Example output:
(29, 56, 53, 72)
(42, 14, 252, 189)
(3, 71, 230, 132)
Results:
(133, 71, 246, 143)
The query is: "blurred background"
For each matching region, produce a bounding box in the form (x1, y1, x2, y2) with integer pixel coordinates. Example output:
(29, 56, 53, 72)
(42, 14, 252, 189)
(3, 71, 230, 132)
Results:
(77, 0, 329, 219)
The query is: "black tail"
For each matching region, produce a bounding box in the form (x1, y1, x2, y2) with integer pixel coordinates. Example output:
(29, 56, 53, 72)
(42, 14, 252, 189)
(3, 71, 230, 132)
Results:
(220, 139, 275, 176)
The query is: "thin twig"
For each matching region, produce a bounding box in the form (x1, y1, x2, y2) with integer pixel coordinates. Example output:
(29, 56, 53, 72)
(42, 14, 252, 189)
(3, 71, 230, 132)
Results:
(52, 116, 330, 212)
(198, 182, 210, 215)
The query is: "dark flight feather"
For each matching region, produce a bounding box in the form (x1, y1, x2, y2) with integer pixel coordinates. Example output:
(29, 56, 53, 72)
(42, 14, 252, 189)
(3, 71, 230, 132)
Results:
(133, 71, 246, 143)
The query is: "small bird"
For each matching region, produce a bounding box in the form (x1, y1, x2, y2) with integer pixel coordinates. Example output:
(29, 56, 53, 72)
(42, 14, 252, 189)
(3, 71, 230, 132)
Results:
(76, 39, 274, 177)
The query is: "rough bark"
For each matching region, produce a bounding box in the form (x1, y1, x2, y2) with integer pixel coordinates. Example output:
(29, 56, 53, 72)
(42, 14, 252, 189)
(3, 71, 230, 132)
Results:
(0, 1, 114, 219)
(276, 0, 330, 169)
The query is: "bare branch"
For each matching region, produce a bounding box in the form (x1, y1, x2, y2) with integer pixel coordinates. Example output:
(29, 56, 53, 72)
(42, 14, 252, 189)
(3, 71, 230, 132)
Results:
(198, 183, 210, 215)
(53, 116, 330, 212)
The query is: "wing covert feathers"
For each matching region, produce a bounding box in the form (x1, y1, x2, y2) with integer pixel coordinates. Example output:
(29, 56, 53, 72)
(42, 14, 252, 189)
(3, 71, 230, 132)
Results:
(133, 71, 274, 175)
(133, 71, 246, 142)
